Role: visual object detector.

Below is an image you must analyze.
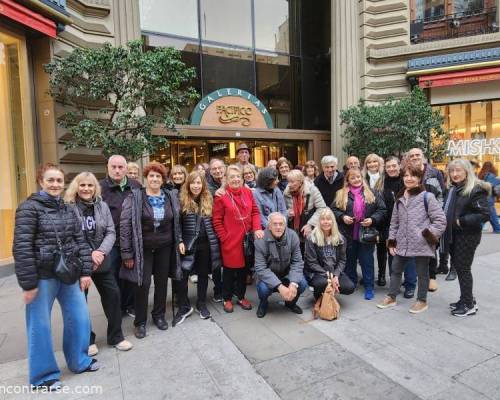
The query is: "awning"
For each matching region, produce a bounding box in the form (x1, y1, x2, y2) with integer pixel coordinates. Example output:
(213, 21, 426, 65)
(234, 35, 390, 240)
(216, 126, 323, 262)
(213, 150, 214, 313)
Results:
(418, 67, 500, 88)
(0, 0, 57, 38)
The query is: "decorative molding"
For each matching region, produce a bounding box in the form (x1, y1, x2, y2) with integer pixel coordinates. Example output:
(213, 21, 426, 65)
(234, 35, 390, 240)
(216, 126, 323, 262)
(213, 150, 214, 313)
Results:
(365, 79, 408, 89)
(365, 28, 407, 39)
(365, 65, 407, 76)
(67, 0, 110, 18)
(69, 14, 111, 35)
(365, 15, 407, 27)
(365, 2, 407, 15)
(366, 40, 408, 50)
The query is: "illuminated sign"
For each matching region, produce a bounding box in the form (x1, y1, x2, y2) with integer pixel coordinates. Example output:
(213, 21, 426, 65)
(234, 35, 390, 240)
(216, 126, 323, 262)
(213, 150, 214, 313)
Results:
(447, 138, 500, 156)
(190, 88, 273, 128)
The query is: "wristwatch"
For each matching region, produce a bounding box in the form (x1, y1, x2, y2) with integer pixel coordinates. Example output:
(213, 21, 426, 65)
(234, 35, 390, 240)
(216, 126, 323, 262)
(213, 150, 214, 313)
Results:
(290, 282, 299, 289)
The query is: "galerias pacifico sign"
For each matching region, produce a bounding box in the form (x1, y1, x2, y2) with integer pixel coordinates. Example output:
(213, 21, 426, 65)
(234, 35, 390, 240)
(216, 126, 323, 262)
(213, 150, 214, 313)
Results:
(190, 88, 274, 129)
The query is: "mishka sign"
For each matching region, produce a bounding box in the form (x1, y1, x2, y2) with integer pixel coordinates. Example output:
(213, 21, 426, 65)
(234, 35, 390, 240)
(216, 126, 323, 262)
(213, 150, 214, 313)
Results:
(190, 88, 273, 129)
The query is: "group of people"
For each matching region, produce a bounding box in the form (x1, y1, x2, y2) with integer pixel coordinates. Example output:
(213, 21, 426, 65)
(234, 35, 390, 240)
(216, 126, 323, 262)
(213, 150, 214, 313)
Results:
(13, 142, 496, 389)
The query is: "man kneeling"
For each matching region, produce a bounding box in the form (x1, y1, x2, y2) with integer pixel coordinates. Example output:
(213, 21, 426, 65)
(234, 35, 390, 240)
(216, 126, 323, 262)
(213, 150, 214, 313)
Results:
(254, 212, 308, 318)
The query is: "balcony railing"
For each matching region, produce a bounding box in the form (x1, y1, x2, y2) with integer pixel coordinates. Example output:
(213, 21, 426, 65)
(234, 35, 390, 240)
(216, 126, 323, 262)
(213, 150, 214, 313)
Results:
(410, 7, 498, 43)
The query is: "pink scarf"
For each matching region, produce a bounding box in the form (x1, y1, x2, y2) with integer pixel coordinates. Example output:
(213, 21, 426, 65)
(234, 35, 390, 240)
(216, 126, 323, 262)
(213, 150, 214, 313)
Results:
(350, 185, 365, 241)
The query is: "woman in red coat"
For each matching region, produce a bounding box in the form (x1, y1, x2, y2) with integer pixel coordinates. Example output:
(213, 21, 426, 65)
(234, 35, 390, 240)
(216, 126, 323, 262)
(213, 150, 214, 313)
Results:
(213, 165, 264, 313)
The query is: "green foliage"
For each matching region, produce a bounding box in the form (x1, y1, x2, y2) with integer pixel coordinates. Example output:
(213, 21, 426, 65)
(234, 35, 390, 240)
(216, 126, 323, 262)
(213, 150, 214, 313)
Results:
(340, 88, 448, 161)
(44, 40, 199, 160)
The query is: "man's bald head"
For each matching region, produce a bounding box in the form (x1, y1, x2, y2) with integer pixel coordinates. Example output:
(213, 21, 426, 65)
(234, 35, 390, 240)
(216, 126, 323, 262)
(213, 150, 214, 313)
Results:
(107, 155, 128, 183)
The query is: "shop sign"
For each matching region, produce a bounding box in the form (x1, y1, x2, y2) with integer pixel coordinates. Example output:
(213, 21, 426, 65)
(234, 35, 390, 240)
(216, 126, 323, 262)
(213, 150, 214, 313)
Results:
(419, 67, 500, 88)
(190, 88, 273, 129)
(447, 138, 500, 157)
(0, 0, 57, 38)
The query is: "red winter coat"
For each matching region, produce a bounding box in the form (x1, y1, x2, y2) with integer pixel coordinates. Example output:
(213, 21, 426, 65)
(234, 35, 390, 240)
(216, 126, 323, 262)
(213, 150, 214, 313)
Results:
(212, 186, 261, 268)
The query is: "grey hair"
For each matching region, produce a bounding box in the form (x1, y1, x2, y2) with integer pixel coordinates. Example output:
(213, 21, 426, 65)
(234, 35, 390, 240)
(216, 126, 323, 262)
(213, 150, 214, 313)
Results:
(446, 158, 481, 196)
(321, 155, 338, 166)
(209, 158, 225, 168)
(267, 212, 287, 225)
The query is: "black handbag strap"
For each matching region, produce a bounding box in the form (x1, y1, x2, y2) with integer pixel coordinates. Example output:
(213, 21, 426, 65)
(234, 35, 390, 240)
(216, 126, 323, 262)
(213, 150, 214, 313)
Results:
(44, 210, 63, 250)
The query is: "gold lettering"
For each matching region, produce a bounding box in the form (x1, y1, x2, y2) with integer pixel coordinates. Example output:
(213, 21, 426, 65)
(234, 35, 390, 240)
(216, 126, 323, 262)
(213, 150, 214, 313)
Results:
(216, 104, 253, 126)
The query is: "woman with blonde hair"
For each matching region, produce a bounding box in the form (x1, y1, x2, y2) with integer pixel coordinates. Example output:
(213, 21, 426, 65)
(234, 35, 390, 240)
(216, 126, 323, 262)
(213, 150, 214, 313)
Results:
(176, 171, 222, 321)
(332, 168, 386, 299)
(442, 159, 490, 316)
(303, 160, 319, 184)
(170, 164, 188, 191)
(127, 162, 140, 181)
(243, 164, 257, 189)
(304, 208, 355, 300)
(66, 172, 132, 355)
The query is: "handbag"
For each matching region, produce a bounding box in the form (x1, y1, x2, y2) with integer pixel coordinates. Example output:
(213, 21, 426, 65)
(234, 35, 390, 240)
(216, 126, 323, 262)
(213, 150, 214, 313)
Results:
(313, 272, 340, 321)
(359, 225, 379, 244)
(46, 212, 82, 284)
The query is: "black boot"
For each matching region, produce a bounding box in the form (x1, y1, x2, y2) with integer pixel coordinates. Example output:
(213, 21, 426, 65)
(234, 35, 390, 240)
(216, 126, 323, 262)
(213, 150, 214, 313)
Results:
(376, 243, 387, 287)
(437, 252, 449, 274)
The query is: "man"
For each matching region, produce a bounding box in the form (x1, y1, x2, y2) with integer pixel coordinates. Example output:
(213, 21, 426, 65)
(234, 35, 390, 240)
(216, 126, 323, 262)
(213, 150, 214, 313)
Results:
(100, 155, 142, 317)
(407, 147, 447, 291)
(314, 155, 344, 208)
(267, 159, 277, 169)
(344, 155, 360, 172)
(235, 143, 256, 170)
(207, 158, 226, 197)
(254, 213, 308, 318)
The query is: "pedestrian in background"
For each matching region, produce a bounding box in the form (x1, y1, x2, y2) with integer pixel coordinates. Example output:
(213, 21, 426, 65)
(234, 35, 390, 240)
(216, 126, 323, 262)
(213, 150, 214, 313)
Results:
(332, 168, 386, 300)
(443, 159, 490, 317)
(65, 172, 133, 355)
(478, 161, 500, 233)
(13, 163, 97, 389)
(377, 164, 446, 313)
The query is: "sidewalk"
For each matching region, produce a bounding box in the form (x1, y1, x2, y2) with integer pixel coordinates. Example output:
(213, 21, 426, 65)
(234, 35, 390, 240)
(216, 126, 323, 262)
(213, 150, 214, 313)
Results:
(0, 233, 499, 399)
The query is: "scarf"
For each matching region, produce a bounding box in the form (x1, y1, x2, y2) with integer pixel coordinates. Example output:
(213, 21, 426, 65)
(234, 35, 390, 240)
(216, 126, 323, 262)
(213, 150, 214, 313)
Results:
(350, 185, 366, 241)
(441, 184, 460, 253)
(367, 171, 380, 189)
(291, 188, 305, 231)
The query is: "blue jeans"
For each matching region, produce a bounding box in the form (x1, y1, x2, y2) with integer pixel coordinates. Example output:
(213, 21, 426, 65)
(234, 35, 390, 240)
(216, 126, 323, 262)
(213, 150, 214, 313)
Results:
(345, 240, 375, 290)
(388, 254, 417, 290)
(26, 279, 92, 386)
(488, 198, 500, 232)
(256, 274, 308, 306)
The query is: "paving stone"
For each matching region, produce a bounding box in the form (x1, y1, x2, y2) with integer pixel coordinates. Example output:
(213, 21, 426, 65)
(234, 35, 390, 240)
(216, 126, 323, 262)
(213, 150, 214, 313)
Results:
(454, 355, 500, 400)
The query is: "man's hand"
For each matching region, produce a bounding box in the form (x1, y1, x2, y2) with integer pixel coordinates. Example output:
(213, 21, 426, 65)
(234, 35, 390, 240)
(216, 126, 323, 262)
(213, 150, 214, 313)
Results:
(215, 187, 226, 197)
(343, 216, 354, 225)
(23, 288, 38, 304)
(179, 242, 185, 255)
(288, 284, 298, 300)
(80, 276, 92, 291)
(91, 250, 105, 266)
(123, 259, 134, 269)
(288, 209, 295, 217)
(254, 230, 265, 240)
(278, 284, 296, 302)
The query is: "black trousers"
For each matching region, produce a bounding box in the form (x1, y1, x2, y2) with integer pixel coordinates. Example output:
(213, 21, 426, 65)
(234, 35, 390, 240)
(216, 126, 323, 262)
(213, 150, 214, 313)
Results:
(450, 232, 481, 307)
(134, 246, 173, 326)
(222, 267, 247, 301)
(376, 241, 387, 277)
(309, 272, 355, 300)
(213, 266, 222, 297)
(86, 270, 125, 346)
(176, 241, 211, 310)
(110, 246, 135, 312)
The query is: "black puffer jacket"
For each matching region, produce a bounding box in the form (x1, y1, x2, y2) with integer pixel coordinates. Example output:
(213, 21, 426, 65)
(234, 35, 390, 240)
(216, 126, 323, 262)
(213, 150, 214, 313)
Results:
(446, 182, 490, 234)
(13, 193, 92, 290)
(332, 189, 387, 242)
(180, 213, 221, 271)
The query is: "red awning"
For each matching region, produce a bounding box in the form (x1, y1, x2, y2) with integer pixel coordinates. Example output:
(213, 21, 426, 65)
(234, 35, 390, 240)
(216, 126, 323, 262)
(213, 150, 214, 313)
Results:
(0, 0, 56, 38)
(419, 67, 500, 88)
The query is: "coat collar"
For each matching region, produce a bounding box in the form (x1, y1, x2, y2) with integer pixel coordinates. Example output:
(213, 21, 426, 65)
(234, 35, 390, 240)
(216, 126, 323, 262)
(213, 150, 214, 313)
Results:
(395, 185, 425, 200)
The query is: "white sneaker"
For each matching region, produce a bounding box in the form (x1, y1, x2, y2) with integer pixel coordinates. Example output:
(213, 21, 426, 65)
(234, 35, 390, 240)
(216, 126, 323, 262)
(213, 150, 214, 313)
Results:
(190, 275, 198, 284)
(114, 340, 133, 351)
(88, 344, 98, 357)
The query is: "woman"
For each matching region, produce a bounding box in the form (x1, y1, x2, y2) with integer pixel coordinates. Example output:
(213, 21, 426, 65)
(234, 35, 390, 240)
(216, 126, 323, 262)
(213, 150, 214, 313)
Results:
(120, 162, 183, 339)
(377, 164, 446, 313)
(243, 164, 257, 189)
(176, 171, 222, 322)
(443, 159, 490, 316)
(170, 164, 188, 191)
(478, 161, 500, 233)
(382, 156, 417, 299)
(277, 157, 293, 192)
(332, 168, 386, 300)
(13, 163, 97, 389)
(303, 160, 319, 185)
(127, 162, 140, 181)
(65, 172, 133, 355)
(304, 208, 355, 300)
(212, 165, 264, 313)
(193, 163, 206, 174)
(253, 167, 287, 229)
(284, 170, 327, 244)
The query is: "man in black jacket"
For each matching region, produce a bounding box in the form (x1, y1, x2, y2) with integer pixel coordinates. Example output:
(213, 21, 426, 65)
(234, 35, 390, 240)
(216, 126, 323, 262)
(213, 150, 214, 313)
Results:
(314, 155, 344, 208)
(100, 155, 142, 317)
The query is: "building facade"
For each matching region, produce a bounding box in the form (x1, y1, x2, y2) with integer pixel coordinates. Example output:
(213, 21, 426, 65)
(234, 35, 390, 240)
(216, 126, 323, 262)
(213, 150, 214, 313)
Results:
(0, 0, 141, 265)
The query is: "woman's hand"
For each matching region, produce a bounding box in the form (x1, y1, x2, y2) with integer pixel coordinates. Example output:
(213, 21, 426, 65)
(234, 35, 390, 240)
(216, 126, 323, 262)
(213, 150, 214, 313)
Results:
(301, 224, 312, 237)
(215, 187, 226, 197)
(123, 259, 134, 269)
(389, 247, 397, 256)
(254, 230, 265, 240)
(288, 209, 295, 217)
(91, 250, 105, 266)
(80, 276, 92, 291)
(343, 215, 354, 225)
(23, 288, 38, 304)
(179, 242, 185, 255)
(331, 276, 340, 293)
(360, 218, 373, 227)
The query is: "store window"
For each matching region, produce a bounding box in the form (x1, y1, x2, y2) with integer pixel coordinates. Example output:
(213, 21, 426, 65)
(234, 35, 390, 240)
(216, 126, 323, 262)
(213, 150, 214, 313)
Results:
(140, 0, 199, 39)
(254, 0, 289, 53)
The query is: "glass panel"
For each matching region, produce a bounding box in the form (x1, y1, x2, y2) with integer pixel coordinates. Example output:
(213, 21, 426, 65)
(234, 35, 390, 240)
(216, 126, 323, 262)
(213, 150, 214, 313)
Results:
(301, 56, 331, 130)
(300, 0, 331, 57)
(454, 0, 484, 14)
(256, 52, 291, 129)
(200, 0, 252, 47)
(140, 0, 199, 38)
(201, 45, 254, 94)
(424, 0, 445, 19)
(254, 0, 289, 53)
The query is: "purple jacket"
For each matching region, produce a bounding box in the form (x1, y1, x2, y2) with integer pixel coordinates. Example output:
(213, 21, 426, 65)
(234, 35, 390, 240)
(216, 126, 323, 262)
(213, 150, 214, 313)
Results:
(388, 186, 446, 258)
